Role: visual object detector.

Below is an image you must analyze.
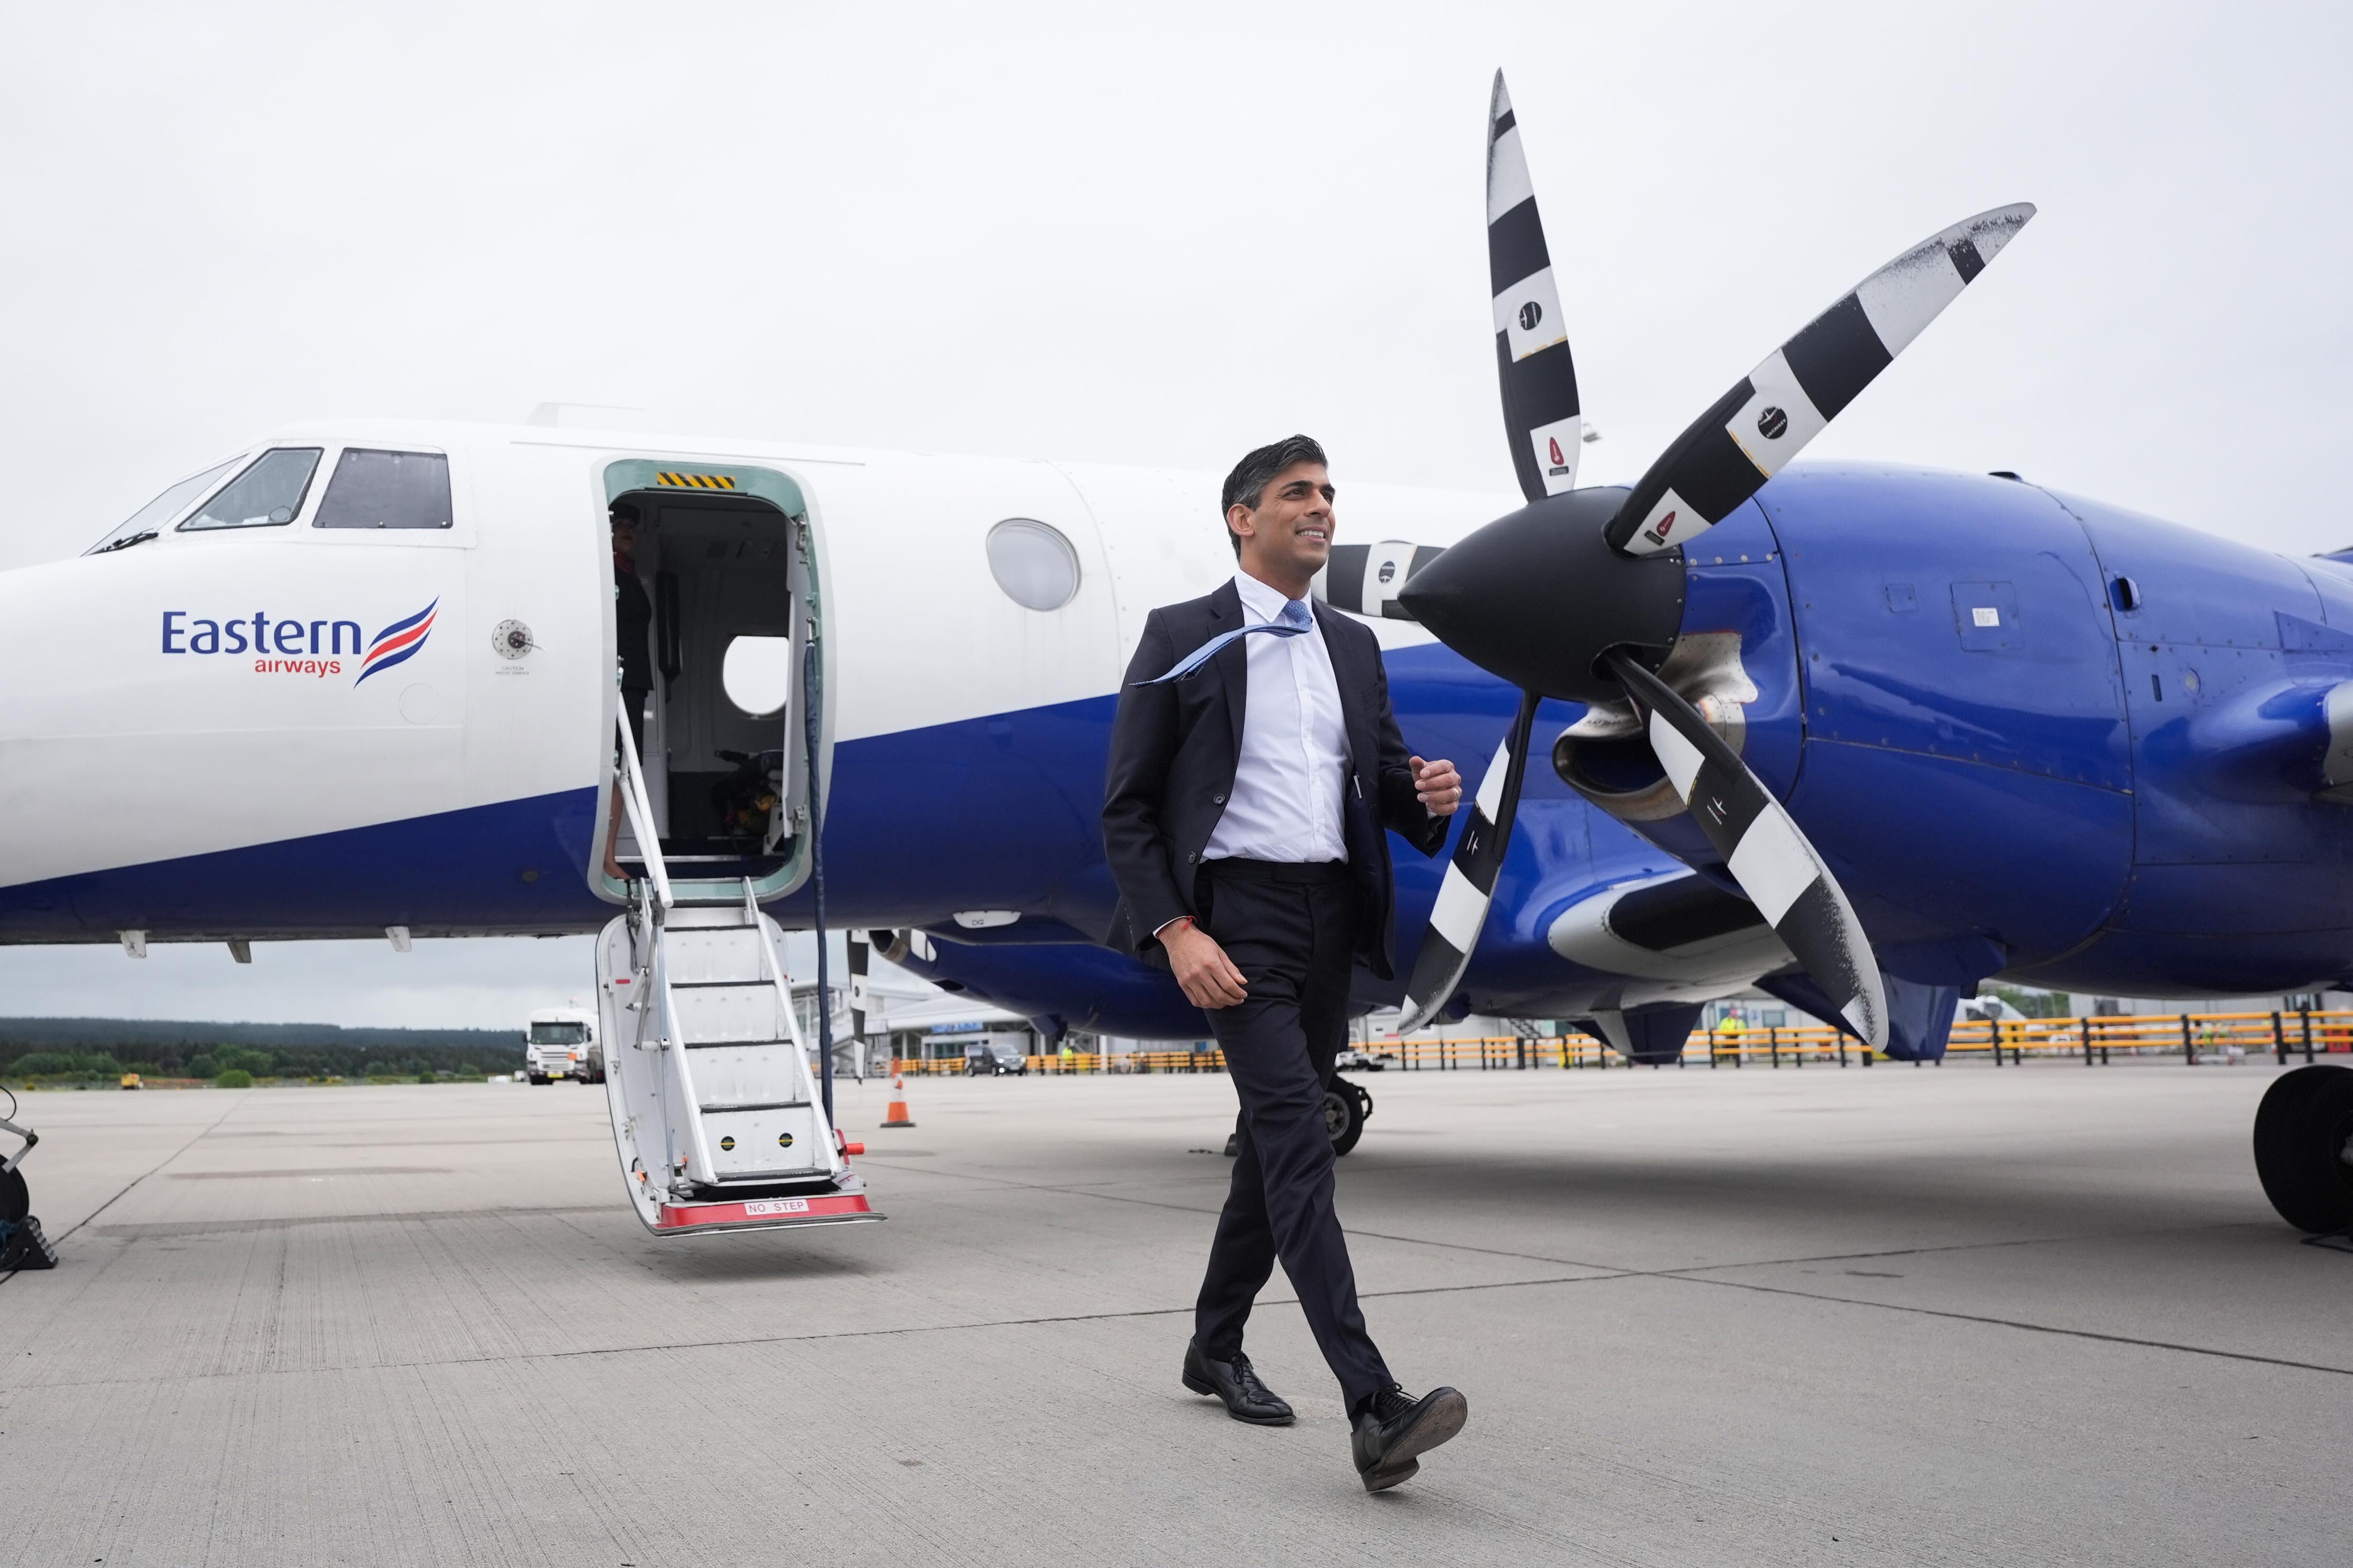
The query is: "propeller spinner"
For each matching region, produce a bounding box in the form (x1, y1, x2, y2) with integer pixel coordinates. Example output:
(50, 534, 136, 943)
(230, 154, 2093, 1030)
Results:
(1394, 71, 2034, 1043)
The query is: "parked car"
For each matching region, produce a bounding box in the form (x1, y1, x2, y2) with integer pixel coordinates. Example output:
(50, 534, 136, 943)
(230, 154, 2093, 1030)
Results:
(1335, 1047, 1399, 1072)
(965, 1042, 1028, 1076)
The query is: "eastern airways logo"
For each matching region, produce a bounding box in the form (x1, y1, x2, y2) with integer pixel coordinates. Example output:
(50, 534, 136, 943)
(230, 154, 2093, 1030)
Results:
(356, 601, 439, 686)
(160, 600, 439, 684)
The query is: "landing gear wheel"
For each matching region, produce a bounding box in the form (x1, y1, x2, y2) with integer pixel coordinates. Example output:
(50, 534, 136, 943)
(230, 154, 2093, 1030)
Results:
(1, 1164, 26, 1226)
(1325, 1080, 1370, 1157)
(2253, 1065, 2353, 1234)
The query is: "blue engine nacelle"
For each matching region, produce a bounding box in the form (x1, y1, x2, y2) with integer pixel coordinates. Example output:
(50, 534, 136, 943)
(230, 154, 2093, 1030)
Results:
(1560, 462, 2353, 1000)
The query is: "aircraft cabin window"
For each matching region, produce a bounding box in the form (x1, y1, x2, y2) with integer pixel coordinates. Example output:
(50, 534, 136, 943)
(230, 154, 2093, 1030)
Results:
(176, 448, 324, 533)
(986, 517, 1080, 611)
(314, 448, 453, 529)
(85, 457, 240, 554)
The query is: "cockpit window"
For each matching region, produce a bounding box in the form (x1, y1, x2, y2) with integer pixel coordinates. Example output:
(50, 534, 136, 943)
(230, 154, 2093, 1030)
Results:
(178, 448, 324, 533)
(314, 449, 453, 529)
(85, 458, 240, 554)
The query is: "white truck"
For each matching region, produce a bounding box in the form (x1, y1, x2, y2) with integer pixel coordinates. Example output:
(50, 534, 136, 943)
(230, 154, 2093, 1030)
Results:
(525, 1007, 601, 1085)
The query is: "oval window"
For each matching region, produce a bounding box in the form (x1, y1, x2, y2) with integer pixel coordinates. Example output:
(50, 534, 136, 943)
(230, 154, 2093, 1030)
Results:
(721, 635, 794, 718)
(985, 518, 1080, 612)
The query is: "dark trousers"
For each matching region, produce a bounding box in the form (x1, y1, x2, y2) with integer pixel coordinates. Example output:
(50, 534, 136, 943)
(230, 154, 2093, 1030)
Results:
(1193, 858, 1391, 1409)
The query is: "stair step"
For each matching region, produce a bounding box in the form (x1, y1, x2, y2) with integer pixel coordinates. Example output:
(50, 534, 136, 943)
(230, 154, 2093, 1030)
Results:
(664, 936, 777, 989)
(701, 1099, 827, 1180)
(701, 1166, 827, 1184)
(680, 1037, 806, 1109)
(673, 983, 789, 1047)
(666, 903, 760, 927)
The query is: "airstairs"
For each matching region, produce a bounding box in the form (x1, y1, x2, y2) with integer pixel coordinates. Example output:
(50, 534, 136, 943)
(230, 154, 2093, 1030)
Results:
(597, 713, 879, 1236)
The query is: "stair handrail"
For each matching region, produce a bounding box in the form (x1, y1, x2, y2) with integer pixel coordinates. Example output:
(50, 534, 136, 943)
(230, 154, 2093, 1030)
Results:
(659, 957, 715, 1189)
(614, 705, 674, 911)
(745, 879, 817, 1073)
(741, 879, 837, 1175)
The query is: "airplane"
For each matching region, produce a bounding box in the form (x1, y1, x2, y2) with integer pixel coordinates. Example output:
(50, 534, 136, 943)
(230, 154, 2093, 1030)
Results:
(2, 72, 2348, 1259)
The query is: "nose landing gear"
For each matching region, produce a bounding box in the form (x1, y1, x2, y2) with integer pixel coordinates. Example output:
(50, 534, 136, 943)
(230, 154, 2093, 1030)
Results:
(1324, 1078, 1372, 1156)
(2252, 1065, 2353, 1236)
(1218, 1078, 1374, 1159)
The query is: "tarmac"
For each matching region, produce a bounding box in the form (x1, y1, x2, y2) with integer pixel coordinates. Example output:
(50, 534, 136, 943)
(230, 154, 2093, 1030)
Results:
(2, 1057, 2347, 1567)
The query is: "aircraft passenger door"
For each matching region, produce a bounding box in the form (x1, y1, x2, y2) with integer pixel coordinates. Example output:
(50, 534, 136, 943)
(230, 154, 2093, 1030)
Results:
(596, 460, 819, 903)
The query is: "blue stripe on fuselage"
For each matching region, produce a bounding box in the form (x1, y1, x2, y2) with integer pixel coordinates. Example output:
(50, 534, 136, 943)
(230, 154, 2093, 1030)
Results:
(0, 640, 1550, 945)
(0, 788, 603, 942)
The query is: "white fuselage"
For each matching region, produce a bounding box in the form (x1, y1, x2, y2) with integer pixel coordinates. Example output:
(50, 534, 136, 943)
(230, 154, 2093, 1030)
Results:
(0, 419, 1514, 943)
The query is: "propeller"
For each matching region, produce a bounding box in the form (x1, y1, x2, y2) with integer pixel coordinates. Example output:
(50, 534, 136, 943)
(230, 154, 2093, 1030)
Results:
(1605, 202, 2034, 557)
(1486, 72, 1582, 503)
(1395, 71, 2032, 1042)
(1606, 653, 1884, 1043)
(1407, 690, 1540, 1022)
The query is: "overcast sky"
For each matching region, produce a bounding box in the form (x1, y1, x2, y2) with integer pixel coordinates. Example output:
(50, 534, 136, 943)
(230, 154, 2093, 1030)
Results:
(1, 2, 2345, 1026)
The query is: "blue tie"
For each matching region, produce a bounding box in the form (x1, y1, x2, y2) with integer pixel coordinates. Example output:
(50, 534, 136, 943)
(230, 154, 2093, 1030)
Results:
(1137, 597, 1314, 684)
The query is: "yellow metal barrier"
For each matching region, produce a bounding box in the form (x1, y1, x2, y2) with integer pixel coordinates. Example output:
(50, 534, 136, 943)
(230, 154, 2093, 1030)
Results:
(891, 1008, 2353, 1076)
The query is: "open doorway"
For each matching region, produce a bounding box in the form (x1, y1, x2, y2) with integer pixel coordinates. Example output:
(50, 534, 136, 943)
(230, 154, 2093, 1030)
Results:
(600, 461, 818, 900)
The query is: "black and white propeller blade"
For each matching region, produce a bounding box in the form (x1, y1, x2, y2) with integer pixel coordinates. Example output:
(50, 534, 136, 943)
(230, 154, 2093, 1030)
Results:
(1318, 540, 1449, 621)
(1607, 653, 1887, 1048)
(1487, 72, 1581, 503)
(1394, 79, 1578, 1028)
(1604, 203, 2035, 557)
(1399, 690, 1542, 1032)
(1396, 80, 2011, 1045)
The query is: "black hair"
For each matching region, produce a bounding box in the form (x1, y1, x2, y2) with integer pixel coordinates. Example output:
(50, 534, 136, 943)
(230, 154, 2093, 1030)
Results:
(610, 500, 641, 527)
(1220, 435, 1328, 557)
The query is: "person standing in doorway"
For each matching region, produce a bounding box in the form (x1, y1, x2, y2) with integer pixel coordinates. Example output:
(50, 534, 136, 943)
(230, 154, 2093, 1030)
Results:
(603, 501, 655, 880)
(1101, 435, 1469, 1492)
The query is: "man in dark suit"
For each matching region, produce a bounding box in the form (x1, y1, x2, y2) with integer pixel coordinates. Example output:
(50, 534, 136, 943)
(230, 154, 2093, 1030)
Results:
(1102, 434, 1470, 1493)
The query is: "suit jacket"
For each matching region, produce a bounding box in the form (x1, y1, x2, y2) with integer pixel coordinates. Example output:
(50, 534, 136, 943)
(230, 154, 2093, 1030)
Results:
(1101, 578, 1450, 981)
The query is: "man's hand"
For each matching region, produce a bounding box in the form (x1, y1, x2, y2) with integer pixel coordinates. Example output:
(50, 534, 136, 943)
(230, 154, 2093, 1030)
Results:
(1163, 920, 1248, 1010)
(1410, 755, 1463, 816)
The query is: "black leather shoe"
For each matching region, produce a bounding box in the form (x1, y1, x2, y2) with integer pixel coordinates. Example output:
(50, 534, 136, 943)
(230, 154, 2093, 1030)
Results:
(1350, 1383, 1469, 1492)
(1182, 1340, 1295, 1425)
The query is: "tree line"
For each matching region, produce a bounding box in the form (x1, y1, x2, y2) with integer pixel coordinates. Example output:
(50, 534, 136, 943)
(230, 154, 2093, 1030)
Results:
(0, 1018, 525, 1080)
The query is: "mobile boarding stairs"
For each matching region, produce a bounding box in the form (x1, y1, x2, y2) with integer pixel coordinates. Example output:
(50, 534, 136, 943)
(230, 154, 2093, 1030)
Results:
(597, 716, 880, 1237)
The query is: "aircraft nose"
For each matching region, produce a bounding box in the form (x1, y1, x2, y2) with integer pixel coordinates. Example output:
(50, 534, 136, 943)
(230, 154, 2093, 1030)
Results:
(1397, 488, 1687, 704)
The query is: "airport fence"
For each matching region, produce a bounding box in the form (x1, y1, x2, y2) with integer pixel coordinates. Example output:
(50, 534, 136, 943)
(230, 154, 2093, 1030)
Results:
(890, 1008, 2353, 1076)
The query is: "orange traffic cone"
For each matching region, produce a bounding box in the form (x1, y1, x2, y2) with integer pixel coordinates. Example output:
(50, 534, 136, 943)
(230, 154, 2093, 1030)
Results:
(881, 1075, 916, 1129)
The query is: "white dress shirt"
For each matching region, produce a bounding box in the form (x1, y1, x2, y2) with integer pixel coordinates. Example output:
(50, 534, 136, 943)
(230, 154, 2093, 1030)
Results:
(1204, 571, 1351, 865)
